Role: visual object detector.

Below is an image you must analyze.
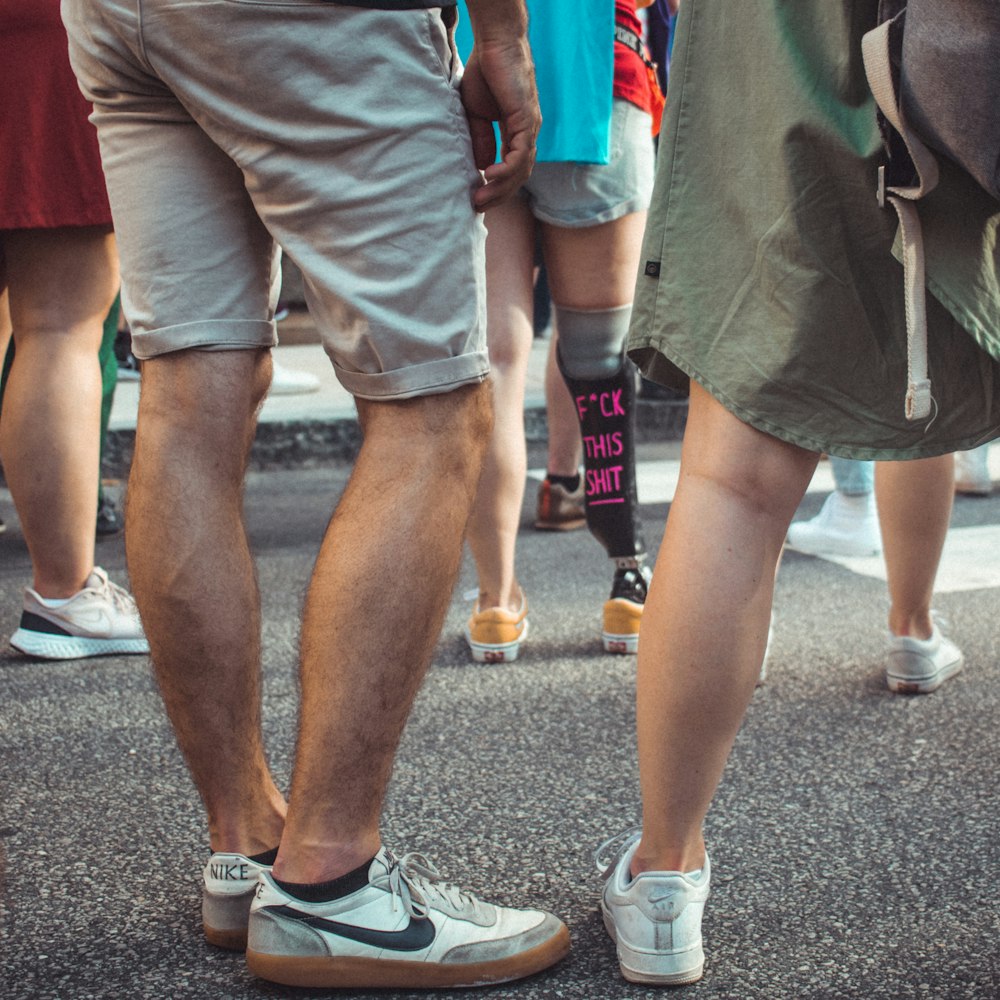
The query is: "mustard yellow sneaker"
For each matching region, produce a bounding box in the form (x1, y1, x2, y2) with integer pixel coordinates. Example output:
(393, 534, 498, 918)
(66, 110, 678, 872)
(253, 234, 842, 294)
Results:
(464, 592, 529, 663)
(602, 565, 651, 654)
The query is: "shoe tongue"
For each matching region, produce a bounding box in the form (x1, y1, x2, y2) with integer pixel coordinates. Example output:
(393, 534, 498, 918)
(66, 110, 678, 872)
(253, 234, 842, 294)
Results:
(369, 847, 397, 881)
(84, 568, 107, 590)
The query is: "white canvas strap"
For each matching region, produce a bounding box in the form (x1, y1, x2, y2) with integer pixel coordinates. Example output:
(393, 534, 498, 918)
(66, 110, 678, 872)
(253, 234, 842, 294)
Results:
(861, 13, 940, 421)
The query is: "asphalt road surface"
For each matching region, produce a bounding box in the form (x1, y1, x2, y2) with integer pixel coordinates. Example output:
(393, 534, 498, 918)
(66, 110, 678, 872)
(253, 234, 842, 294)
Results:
(2, 444, 998, 999)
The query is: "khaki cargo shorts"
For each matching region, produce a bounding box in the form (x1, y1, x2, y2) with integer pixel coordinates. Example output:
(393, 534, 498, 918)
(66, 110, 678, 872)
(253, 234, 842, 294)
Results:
(63, 0, 488, 399)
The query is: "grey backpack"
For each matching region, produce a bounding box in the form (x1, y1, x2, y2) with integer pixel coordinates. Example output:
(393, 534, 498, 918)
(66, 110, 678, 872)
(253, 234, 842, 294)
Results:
(861, 0, 1000, 421)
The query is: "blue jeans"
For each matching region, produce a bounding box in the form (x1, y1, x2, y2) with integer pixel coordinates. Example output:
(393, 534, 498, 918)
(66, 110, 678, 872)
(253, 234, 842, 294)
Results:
(831, 458, 874, 496)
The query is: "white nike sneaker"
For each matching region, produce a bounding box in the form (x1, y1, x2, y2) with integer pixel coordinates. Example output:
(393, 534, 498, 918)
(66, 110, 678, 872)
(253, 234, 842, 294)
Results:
(203, 852, 274, 950)
(598, 829, 711, 986)
(10, 567, 149, 660)
(246, 848, 570, 989)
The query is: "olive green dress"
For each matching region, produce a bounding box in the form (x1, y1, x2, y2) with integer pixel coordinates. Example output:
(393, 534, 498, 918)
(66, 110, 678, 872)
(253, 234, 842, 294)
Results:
(628, 0, 1000, 459)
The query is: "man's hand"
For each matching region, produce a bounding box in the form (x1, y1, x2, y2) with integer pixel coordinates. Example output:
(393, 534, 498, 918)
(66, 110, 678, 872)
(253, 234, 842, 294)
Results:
(461, 4, 541, 212)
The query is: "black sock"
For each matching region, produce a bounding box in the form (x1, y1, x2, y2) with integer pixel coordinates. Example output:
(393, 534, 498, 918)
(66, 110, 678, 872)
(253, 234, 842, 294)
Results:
(547, 472, 581, 492)
(248, 847, 279, 866)
(273, 856, 376, 903)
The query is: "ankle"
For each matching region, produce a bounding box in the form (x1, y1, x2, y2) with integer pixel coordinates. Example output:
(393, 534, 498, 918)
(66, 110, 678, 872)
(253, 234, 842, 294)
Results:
(274, 834, 382, 884)
(208, 790, 287, 857)
(630, 836, 706, 877)
(889, 610, 934, 640)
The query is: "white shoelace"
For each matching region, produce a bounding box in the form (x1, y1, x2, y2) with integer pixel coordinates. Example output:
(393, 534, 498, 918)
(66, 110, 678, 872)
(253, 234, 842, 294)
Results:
(594, 827, 641, 877)
(87, 568, 138, 614)
(375, 852, 481, 919)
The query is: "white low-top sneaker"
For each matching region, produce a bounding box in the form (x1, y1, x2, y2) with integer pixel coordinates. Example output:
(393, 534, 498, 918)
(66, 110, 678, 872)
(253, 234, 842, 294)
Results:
(598, 830, 710, 986)
(786, 490, 882, 557)
(886, 620, 964, 694)
(10, 567, 149, 660)
(203, 851, 275, 950)
(246, 848, 570, 989)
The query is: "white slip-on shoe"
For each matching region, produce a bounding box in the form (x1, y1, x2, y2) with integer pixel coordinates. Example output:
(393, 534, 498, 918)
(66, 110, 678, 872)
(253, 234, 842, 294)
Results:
(597, 829, 711, 986)
(246, 847, 570, 989)
(886, 619, 964, 694)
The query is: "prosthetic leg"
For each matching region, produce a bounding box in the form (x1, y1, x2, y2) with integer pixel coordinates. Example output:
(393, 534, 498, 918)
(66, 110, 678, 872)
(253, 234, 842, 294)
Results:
(555, 304, 650, 653)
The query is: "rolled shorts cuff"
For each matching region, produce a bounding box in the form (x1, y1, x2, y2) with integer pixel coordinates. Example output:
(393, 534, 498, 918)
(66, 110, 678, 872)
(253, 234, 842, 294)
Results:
(532, 193, 652, 229)
(131, 320, 278, 359)
(334, 351, 490, 402)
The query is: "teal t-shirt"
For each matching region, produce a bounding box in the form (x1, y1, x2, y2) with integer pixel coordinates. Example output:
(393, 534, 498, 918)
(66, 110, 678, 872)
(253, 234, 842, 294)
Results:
(455, 0, 614, 164)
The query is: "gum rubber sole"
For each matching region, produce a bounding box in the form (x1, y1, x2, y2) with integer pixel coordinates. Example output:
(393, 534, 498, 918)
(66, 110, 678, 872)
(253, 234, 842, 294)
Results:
(246, 923, 571, 989)
(204, 924, 249, 951)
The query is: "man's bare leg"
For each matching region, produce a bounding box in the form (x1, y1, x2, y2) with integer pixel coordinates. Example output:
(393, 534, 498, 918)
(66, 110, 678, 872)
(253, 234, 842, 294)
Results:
(125, 348, 286, 856)
(875, 456, 954, 639)
(275, 381, 492, 883)
(634, 383, 818, 874)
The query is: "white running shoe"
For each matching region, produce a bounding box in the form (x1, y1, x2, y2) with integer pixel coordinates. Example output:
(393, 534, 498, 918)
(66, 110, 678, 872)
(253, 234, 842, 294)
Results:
(269, 360, 320, 396)
(10, 567, 149, 660)
(954, 444, 992, 496)
(598, 830, 711, 986)
(246, 848, 570, 989)
(886, 619, 964, 694)
(786, 490, 882, 557)
(203, 852, 274, 951)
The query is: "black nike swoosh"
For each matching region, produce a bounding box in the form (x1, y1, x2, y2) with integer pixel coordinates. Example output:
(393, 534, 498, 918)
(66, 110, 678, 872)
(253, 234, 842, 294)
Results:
(266, 905, 436, 952)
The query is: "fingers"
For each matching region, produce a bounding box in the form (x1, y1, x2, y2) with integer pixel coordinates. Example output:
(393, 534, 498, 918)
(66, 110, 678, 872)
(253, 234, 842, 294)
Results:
(473, 138, 535, 211)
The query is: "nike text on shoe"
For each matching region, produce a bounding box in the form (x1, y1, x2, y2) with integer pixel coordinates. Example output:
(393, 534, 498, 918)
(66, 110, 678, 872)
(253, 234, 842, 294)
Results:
(602, 564, 651, 654)
(597, 830, 710, 986)
(203, 852, 274, 950)
(886, 621, 964, 694)
(246, 848, 570, 989)
(465, 592, 529, 663)
(785, 490, 882, 558)
(9, 567, 149, 660)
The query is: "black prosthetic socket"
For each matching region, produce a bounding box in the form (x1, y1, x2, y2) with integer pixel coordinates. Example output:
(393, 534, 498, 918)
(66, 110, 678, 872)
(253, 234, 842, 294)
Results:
(557, 351, 647, 561)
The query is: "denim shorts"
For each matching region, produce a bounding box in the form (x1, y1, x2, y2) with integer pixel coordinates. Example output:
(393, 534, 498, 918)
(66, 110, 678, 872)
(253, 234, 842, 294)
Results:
(522, 100, 655, 228)
(62, 0, 488, 400)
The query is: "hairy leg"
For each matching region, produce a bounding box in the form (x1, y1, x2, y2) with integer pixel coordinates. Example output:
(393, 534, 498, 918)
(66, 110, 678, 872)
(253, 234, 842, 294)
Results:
(464, 197, 535, 611)
(275, 381, 492, 883)
(875, 455, 954, 638)
(634, 383, 818, 873)
(125, 348, 286, 855)
(0, 227, 118, 596)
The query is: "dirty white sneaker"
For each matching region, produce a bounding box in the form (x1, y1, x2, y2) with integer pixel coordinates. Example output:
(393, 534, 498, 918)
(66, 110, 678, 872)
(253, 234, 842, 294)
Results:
(886, 619, 964, 694)
(786, 490, 882, 557)
(954, 445, 992, 496)
(246, 848, 570, 989)
(597, 830, 711, 986)
(203, 851, 275, 951)
(10, 567, 149, 660)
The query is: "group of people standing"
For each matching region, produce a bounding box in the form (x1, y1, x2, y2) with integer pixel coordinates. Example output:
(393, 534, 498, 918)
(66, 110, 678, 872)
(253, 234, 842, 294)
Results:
(2, 0, 997, 992)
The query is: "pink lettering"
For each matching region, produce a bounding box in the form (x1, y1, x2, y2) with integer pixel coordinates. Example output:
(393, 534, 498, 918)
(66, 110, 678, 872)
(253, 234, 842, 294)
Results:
(598, 390, 626, 418)
(586, 465, 625, 496)
(582, 433, 624, 460)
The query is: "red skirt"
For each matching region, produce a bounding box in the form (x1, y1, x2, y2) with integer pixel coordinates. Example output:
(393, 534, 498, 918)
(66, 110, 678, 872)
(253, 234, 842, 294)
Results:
(0, 0, 112, 230)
